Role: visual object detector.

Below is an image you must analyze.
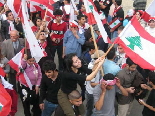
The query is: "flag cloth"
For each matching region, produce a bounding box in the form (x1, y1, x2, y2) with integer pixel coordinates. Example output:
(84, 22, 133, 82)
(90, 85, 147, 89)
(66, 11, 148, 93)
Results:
(0, 0, 5, 7)
(0, 84, 12, 116)
(7, 0, 21, 18)
(115, 16, 155, 70)
(21, 0, 45, 63)
(109, 18, 121, 30)
(8, 48, 32, 90)
(83, 0, 108, 43)
(0, 67, 6, 77)
(142, 0, 155, 22)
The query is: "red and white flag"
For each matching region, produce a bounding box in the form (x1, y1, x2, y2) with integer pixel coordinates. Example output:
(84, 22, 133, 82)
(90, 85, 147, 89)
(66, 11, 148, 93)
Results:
(7, 0, 21, 18)
(22, 0, 45, 63)
(0, 0, 5, 7)
(0, 84, 12, 116)
(109, 18, 121, 31)
(0, 67, 6, 77)
(8, 48, 33, 89)
(83, 0, 108, 43)
(115, 16, 155, 70)
(142, 0, 155, 22)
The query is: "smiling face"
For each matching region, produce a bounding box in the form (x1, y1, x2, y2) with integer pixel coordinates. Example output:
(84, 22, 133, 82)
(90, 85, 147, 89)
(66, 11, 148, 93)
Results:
(135, 12, 141, 20)
(45, 70, 54, 79)
(27, 58, 35, 65)
(148, 20, 155, 28)
(7, 12, 14, 21)
(36, 19, 42, 27)
(39, 32, 46, 40)
(10, 31, 19, 42)
(72, 56, 82, 69)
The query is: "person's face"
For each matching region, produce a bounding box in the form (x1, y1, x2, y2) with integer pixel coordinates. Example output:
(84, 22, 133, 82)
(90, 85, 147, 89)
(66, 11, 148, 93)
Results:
(72, 56, 82, 68)
(78, 17, 86, 25)
(39, 32, 46, 40)
(27, 58, 35, 65)
(118, 29, 122, 35)
(45, 70, 54, 79)
(7, 12, 14, 21)
(117, 46, 125, 53)
(127, 64, 137, 72)
(10, 32, 19, 42)
(36, 19, 42, 27)
(36, 13, 40, 17)
(69, 97, 82, 106)
(90, 49, 96, 54)
(135, 12, 141, 20)
(81, 5, 86, 12)
(63, 0, 68, 4)
(148, 20, 155, 28)
(55, 15, 63, 23)
(70, 26, 78, 31)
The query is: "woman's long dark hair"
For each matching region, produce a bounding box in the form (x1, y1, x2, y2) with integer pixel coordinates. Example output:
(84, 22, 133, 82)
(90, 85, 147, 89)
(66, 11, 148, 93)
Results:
(33, 17, 42, 26)
(63, 53, 77, 72)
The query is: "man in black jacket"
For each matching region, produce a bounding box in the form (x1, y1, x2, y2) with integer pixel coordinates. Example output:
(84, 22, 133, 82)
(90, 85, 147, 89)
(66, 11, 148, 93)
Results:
(39, 60, 61, 116)
(1, 10, 23, 40)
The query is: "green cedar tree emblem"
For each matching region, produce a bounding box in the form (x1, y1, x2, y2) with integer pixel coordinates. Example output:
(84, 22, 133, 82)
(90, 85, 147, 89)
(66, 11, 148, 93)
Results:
(0, 105, 2, 111)
(125, 36, 143, 50)
(89, 5, 93, 12)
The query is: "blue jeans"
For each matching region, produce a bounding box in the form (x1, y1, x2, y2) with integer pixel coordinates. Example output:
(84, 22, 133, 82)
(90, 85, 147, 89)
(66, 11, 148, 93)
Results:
(41, 100, 58, 116)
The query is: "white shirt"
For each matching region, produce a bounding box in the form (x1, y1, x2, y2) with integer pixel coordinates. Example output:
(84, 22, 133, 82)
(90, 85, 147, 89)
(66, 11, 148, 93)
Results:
(85, 59, 102, 94)
(145, 26, 155, 38)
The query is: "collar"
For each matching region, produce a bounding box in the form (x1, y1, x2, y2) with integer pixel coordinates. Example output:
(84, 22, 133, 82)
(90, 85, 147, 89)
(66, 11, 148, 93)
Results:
(53, 19, 63, 24)
(124, 68, 132, 75)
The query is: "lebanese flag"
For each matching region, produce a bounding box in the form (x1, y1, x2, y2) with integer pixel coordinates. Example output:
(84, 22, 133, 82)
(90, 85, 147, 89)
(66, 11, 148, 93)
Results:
(49, 0, 55, 5)
(29, 0, 54, 11)
(0, 84, 12, 116)
(109, 18, 122, 30)
(22, 0, 45, 63)
(6, 0, 21, 18)
(115, 16, 155, 70)
(28, 20, 38, 32)
(0, 67, 6, 77)
(83, 0, 108, 43)
(8, 48, 33, 89)
(0, 0, 5, 7)
(142, 0, 155, 22)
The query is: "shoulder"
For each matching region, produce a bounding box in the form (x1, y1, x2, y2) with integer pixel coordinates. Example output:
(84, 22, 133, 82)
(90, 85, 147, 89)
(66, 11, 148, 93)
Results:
(117, 69, 125, 77)
(2, 20, 8, 24)
(3, 39, 11, 44)
(19, 38, 25, 43)
(94, 85, 102, 94)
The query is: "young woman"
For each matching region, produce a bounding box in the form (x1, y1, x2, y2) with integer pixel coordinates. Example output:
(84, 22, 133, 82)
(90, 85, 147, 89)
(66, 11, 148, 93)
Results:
(58, 53, 105, 116)
(135, 10, 147, 28)
(18, 50, 42, 116)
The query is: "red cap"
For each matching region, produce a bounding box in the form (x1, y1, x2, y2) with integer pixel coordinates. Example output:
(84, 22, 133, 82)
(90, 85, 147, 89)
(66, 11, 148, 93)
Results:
(69, 20, 78, 27)
(149, 17, 155, 22)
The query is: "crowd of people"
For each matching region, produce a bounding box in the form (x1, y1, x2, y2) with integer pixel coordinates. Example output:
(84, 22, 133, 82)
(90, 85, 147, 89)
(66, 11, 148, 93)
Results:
(0, 0, 155, 116)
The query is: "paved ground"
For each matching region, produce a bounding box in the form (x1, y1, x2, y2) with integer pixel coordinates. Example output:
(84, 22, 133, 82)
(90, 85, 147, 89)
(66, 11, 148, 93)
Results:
(15, 0, 153, 116)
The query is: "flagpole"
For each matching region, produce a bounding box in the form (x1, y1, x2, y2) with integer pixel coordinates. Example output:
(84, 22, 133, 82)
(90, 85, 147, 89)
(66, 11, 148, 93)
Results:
(90, 25, 105, 76)
(43, 7, 48, 21)
(101, 43, 115, 59)
(24, 38, 27, 55)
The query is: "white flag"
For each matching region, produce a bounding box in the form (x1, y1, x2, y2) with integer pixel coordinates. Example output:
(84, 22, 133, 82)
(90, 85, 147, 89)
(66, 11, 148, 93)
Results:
(21, 0, 45, 63)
